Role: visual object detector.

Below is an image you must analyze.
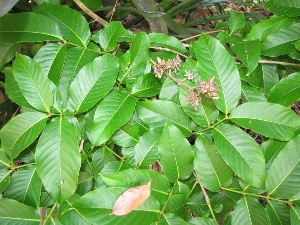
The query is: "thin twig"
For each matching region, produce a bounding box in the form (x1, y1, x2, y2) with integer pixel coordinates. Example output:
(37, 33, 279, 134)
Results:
(149, 46, 188, 59)
(259, 59, 300, 67)
(73, 0, 108, 26)
(193, 171, 218, 223)
(180, 30, 222, 42)
(43, 202, 57, 224)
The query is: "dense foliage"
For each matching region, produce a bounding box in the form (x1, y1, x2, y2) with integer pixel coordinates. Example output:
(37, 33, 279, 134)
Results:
(0, 0, 300, 224)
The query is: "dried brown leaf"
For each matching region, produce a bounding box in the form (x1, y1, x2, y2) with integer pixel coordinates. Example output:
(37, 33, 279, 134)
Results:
(111, 180, 152, 216)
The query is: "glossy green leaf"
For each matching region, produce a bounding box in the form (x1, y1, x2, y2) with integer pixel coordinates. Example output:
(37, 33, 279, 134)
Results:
(194, 136, 233, 192)
(90, 89, 136, 146)
(3, 165, 42, 208)
(0, 43, 21, 66)
(119, 32, 151, 83)
(67, 54, 119, 113)
(136, 100, 193, 136)
(35, 3, 90, 46)
(159, 77, 180, 103)
(72, 187, 160, 225)
(241, 82, 267, 102)
(35, 116, 81, 203)
(100, 169, 169, 205)
(148, 32, 186, 53)
(158, 123, 193, 183)
(262, 23, 300, 57)
(266, 200, 290, 225)
(262, 64, 279, 95)
(131, 73, 162, 97)
(12, 54, 53, 112)
(265, 0, 300, 17)
(213, 124, 266, 188)
(245, 16, 295, 41)
(0, 12, 62, 43)
(161, 213, 188, 225)
(268, 72, 300, 106)
(134, 129, 161, 167)
(194, 34, 241, 114)
(34, 43, 67, 85)
(266, 135, 300, 198)
(111, 123, 140, 147)
(231, 40, 261, 75)
(0, 112, 47, 159)
(0, 170, 10, 193)
(90, 147, 115, 176)
(58, 46, 98, 102)
(3, 67, 32, 109)
(290, 206, 300, 225)
(93, 21, 125, 52)
(230, 102, 300, 141)
(0, 149, 10, 169)
(179, 87, 218, 127)
(228, 12, 246, 35)
(0, 198, 41, 224)
(188, 217, 216, 225)
(232, 197, 271, 225)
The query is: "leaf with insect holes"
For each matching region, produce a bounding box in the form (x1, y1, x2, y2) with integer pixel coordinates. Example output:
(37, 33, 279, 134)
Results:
(111, 180, 152, 216)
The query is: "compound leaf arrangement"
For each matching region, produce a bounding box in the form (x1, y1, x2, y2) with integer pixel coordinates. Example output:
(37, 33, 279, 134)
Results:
(0, 0, 300, 224)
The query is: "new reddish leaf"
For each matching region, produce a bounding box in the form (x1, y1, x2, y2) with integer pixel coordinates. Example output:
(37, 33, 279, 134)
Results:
(111, 180, 152, 216)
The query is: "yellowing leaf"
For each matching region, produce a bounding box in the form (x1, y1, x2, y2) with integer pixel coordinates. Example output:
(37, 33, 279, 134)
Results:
(111, 180, 151, 216)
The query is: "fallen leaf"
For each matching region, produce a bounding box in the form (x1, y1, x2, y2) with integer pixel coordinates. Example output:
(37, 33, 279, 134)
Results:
(111, 180, 152, 216)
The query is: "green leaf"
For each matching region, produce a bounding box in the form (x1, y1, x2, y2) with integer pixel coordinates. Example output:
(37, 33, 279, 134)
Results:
(232, 196, 271, 225)
(230, 40, 261, 75)
(93, 21, 125, 52)
(194, 34, 241, 114)
(262, 64, 279, 95)
(0, 12, 61, 43)
(136, 100, 194, 136)
(3, 165, 42, 208)
(158, 123, 193, 183)
(159, 77, 180, 103)
(188, 217, 216, 225)
(161, 213, 189, 225)
(213, 124, 266, 188)
(90, 89, 136, 146)
(67, 54, 119, 113)
(228, 12, 246, 35)
(266, 135, 300, 198)
(266, 200, 290, 225)
(265, 0, 300, 17)
(131, 73, 162, 97)
(0, 198, 41, 224)
(72, 187, 160, 225)
(119, 32, 151, 83)
(194, 135, 233, 192)
(179, 87, 218, 127)
(0, 43, 21, 65)
(230, 102, 300, 141)
(58, 46, 98, 103)
(111, 123, 140, 147)
(0, 149, 10, 169)
(35, 3, 90, 46)
(262, 23, 300, 57)
(245, 16, 295, 41)
(34, 43, 67, 85)
(0, 170, 10, 193)
(134, 129, 161, 168)
(148, 32, 186, 53)
(268, 72, 300, 107)
(35, 116, 81, 203)
(3, 67, 32, 109)
(241, 82, 267, 102)
(12, 54, 53, 112)
(290, 206, 300, 225)
(100, 169, 169, 204)
(0, 112, 47, 159)
(91, 147, 115, 176)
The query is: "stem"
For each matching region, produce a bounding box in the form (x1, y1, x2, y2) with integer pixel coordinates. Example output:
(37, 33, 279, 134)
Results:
(193, 171, 218, 223)
(166, 70, 192, 90)
(43, 202, 57, 224)
(150, 46, 188, 59)
(180, 30, 222, 42)
(73, 0, 108, 26)
(259, 60, 300, 67)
